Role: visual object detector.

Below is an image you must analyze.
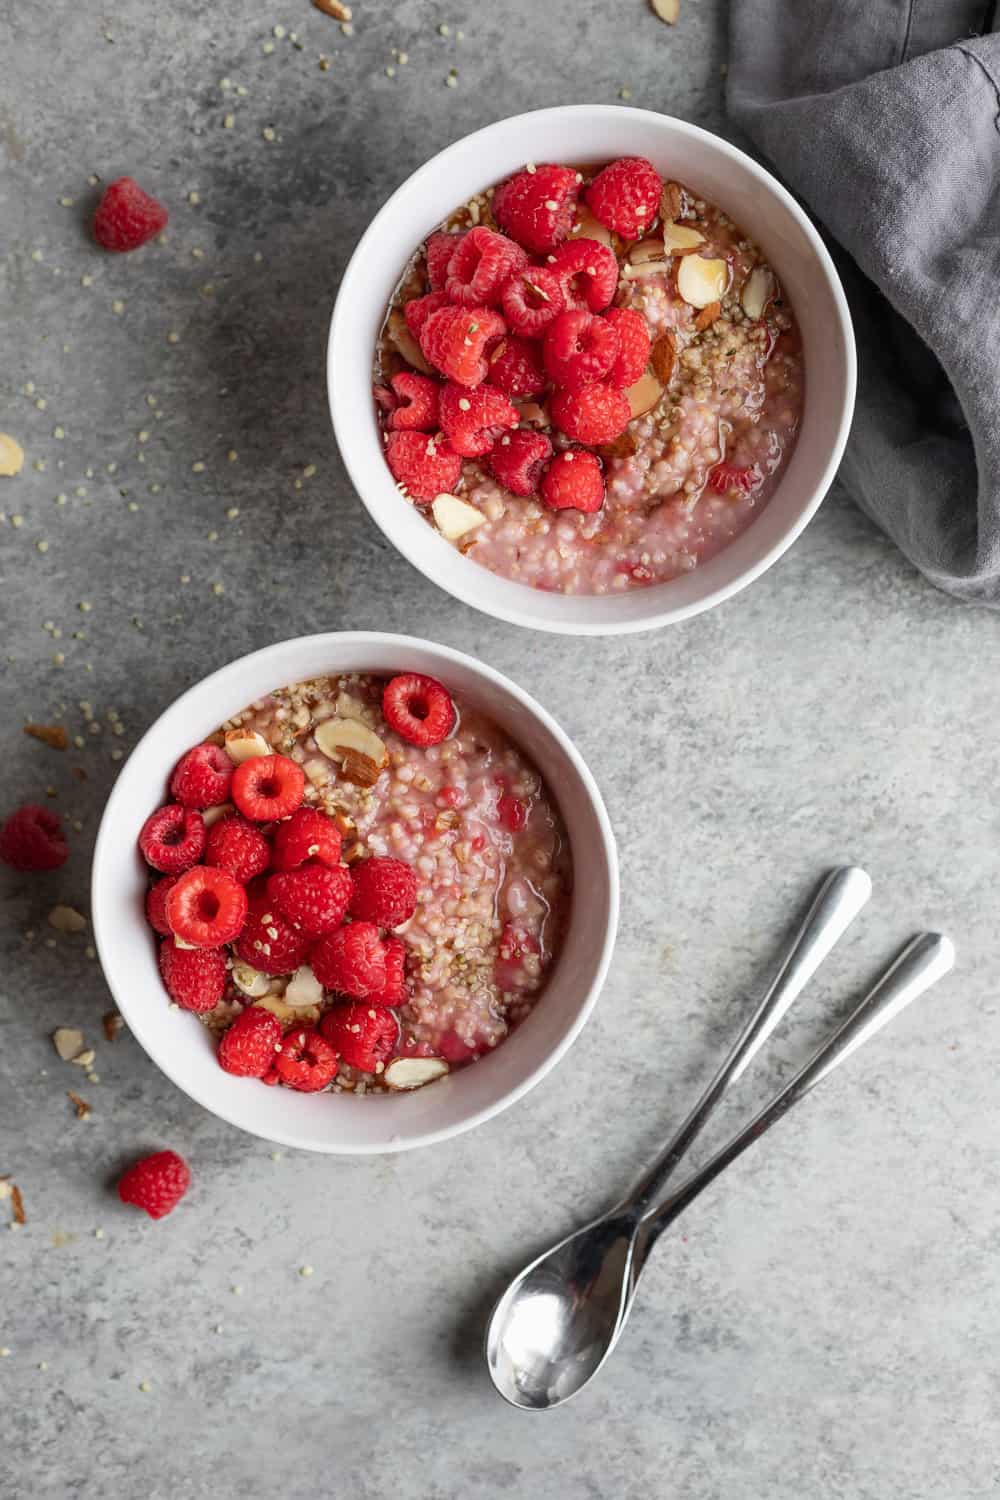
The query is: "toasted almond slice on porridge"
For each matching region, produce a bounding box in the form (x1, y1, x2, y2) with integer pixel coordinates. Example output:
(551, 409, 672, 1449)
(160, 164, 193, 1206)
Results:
(627, 237, 665, 265)
(568, 207, 615, 248)
(384, 1057, 449, 1090)
(661, 220, 705, 255)
(224, 728, 271, 763)
(677, 254, 729, 309)
(693, 300, 722, 332)
(314, 717, 389, 787)
(255, 994, 321, 1025)
(625, 369, 664, 419)
(284, 964, 324, 1008)
(660, 180, 685, 223)
(741, 265, 776, 320)
(232, 960, 273, 998)
(387, 307, 434, 375)
(650, 332, 677, 386)
(202, 802, 234, 828)
(432, 493, 487, 541)
(622, 258, 672, 281)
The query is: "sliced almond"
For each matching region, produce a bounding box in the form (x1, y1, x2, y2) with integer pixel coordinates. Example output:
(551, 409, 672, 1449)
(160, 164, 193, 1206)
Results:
(432, 493, 486, 541)
(677, 254, 729, 309)
(52, 1027, 85, 1062)
(330, 808, 356, 838)
(314, 718, 389, 787)
(651, 0, 681, 22)
(24, 723, 68, 750)
(303, 756, 333, 789)
(660, 180, 684, 223)
(387, 308, 433, 375)
(173, 934, 199, 952)
(650, 332, 677, 386)
(48, 904, 86, 934)
(741, 265, 776, 320)
(384, 1057, 449, 1090)
(224, 728, 270, 764)
(284, 964, 324, 1008)
(693, 300, 722, 332)
(341, 838, 365, 865)
(71, 1049, 96, 1069)
(661, 220, 704, 255)
(568, 207, 614, 248)
(0, 434, 25, 477)
(254, 994, 320, 1025)
(622, 259, 671, 281)
(312, 0, 352, 18)
(232, 960, 272, 998)
(625, 369, 664, 419)
(627, 237, 665, 265)
(202, 802, 234, 828)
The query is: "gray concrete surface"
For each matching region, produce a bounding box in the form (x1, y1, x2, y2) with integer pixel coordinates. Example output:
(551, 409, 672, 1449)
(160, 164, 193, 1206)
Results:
(2, 3, 999, 1497)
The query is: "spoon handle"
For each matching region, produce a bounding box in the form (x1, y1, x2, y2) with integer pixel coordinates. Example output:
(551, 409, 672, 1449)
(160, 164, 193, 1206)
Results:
(636, 932, 955, 1254)
(626, 865, 872, 1218)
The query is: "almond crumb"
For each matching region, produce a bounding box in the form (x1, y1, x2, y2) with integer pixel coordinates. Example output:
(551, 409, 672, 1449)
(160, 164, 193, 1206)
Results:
(67, 1091, 91, 1120)
(24, 723, 68, 750)
(102, 1011, 124, 1042)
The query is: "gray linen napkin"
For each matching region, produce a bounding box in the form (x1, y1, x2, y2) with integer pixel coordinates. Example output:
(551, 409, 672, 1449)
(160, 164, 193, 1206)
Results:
(727, 1, 1000, 605)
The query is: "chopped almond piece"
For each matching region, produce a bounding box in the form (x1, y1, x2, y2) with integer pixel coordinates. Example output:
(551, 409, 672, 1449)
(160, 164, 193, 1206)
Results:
(693, 300, 721, 331)
(650, 332, 677, 386)
(24, 724, 68, 750)
(67, 1091, 91, 1120)
(102, 1011, 124, 1042)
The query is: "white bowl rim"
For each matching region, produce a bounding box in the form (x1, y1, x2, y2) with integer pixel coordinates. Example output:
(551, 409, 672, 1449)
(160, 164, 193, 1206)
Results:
(327, 104, 857, 636)
(90, 631, 620, 1153)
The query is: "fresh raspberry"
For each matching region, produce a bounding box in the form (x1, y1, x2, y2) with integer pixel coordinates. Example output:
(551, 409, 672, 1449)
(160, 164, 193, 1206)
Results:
(218, 1007, 283, 1078)
(204, 812, 270, 884)
(138, 804, 206, 874)
(145, 874, 181, 936)
(492, 164, 580, 253)
(310, 921, 387, 998)
(0, 803, 69, 871)
(169, 743, 232, 810)
(548, 238, 620, 313)
(497, 793, 529, 832)
(349, 857, 418, 928)
(165, 865, 248, 948)
(438, 382, 519, 458)
(543, 310, 620, 390)
(437, 1028, 485, 1065)
(266, 865, 352, 938)
(486, 335, 547, 398)
(374, 382, 398, 416)
(403, 289, 451, 340)
(550, 382, 632, 446)
(231, 754, 304, 822)
(382, 673, 455, 747)
(387, 371, 441, 433)
(540, 448, 606, 514)
(92, 176, 168, 253)
(419, 305, 506, 388)
(117, 1150, 190, 1219)
(158, 939, 227, 1012)
(319, 1003, 398, 1073)
(271, 806, 342, 872)
(426, 230, 466, 290)
(384, 429, 463, 503)
(603, 307, 651, 389)
(444, 226, 528, 308)
(488, 429, 553, 497)
(499, 267, 566, 338)
(235, 892, 311, 976)
(375, 935, 407, 1004)
(275, 1027, 339, 1091)
(584, 157, 662, 239)
(707, 462, 760, 496)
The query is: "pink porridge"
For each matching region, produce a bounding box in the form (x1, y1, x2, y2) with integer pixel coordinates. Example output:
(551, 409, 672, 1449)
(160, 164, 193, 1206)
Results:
(374, 155, 804, 595)
(137, 671, 571, 1096)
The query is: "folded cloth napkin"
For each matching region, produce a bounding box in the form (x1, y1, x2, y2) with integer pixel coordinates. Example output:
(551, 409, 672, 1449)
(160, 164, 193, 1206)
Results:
(727, 1, 1000, 605)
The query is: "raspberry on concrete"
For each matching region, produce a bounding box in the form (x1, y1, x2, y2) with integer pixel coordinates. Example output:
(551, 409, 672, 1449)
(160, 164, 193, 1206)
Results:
(93, 177, 168, 253)
(0, 803, 69, 871)
(117, 1150, 190, 1219)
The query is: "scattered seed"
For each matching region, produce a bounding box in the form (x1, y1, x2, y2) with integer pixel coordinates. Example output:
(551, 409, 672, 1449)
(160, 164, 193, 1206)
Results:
(112, 300, 125, 315)
(191, 461, 205, 473)
(167, 331, 180, 344)
(299, 1265, 314, 1278)
(188, 190, 200, 206)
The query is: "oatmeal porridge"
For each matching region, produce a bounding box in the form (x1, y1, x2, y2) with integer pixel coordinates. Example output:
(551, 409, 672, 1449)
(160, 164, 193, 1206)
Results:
(374, 155, 804, 595)
(137, 670, 571, 1095)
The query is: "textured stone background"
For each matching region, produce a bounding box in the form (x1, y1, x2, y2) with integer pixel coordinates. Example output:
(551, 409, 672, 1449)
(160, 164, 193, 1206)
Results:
(2, 3, 999, 1497)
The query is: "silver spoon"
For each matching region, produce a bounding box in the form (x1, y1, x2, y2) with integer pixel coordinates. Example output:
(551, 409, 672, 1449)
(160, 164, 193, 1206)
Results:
(487, 908, 954, 1409)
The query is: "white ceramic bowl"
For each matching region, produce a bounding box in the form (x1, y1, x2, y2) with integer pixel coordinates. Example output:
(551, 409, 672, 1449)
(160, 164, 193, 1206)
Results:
(328, 105, 856, 635)
(91, 633, 618, 1154)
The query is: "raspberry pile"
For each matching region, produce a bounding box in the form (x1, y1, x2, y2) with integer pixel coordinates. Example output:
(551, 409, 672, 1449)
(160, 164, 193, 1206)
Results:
(137, 686, 454, 1093)
(376, 156, 674, 517)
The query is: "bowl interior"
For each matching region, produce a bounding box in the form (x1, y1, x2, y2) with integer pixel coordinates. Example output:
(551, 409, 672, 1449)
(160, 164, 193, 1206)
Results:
(329, 106, 855, 634)
(92, 634, 618, 1153)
